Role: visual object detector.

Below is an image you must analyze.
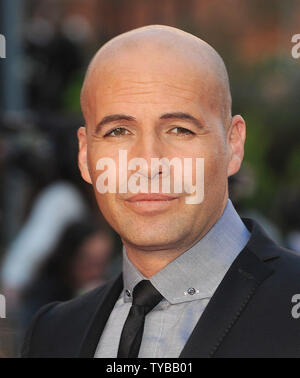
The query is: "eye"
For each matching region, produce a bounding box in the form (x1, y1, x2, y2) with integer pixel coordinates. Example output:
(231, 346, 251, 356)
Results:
(104, 127, 131, 137)
(169, 127, 195, 136)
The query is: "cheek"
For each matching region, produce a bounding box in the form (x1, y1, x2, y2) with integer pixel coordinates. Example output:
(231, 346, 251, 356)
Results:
(93, 189, 115, 211)
(86, 148, 117, 214)
(92, 191, 122, 233)
(201, 139, 228, 185)
(87, 143, 117, 181)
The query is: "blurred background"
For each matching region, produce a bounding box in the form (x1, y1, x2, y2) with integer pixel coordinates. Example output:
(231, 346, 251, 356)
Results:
(0, 0, 299, 357)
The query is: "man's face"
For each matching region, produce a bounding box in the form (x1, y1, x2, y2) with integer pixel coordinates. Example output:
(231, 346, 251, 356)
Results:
(78, 48, 243, 252)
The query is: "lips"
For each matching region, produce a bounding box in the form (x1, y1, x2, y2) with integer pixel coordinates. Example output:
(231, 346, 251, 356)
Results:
(125, 193, 178, 202)
(123, 193, 179, 215)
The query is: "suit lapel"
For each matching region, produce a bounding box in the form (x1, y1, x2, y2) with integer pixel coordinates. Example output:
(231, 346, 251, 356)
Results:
(79, 273, 123, 357)
(179, 246, 275, 358)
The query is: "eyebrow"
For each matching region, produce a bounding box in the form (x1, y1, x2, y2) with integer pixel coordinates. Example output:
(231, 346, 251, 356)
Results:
(95, 112, 203, 134)
(159, 112, 203, 129)
(95, 114, 137, 133)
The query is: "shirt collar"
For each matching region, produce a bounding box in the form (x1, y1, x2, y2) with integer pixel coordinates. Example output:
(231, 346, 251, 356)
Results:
(122, 199, 251, 304)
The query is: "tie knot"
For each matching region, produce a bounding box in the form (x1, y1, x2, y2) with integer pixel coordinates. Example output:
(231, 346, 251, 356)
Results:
(132, 280, 163, 312)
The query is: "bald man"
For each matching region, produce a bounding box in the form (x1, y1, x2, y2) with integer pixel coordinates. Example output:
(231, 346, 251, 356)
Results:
(22, 26, 300, 358)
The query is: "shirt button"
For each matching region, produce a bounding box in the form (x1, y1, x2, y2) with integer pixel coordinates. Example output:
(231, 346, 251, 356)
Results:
(187, 287, 196, 295)
(125, 289, 131, 297)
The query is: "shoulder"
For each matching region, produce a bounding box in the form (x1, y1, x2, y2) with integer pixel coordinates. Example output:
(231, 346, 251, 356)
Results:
(267, 246, 300, 289)
(243, 217, 300, 284)
(21, 279, 112, 358)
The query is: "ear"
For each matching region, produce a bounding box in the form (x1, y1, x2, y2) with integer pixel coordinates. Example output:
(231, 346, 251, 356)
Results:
(77, 126, 92, 184)
(227, 115, 246, 177)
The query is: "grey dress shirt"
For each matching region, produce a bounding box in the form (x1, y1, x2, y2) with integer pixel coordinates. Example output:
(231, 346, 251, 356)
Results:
(95, 199, 251, 358)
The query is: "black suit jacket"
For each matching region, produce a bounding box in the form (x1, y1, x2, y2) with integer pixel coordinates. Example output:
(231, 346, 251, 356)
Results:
(21, 218, 300, 358)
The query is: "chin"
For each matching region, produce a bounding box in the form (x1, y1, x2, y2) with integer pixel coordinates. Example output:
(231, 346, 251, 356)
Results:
(120, 225, 185, 251)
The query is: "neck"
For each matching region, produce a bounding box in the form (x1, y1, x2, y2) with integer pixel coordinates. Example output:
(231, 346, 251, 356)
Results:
(123, 198, 228, 278)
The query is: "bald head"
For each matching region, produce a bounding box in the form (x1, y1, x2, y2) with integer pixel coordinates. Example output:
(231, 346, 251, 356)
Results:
(81, 25, 232, 128)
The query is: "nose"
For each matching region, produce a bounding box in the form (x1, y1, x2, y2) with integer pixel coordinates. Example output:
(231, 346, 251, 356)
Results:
(128, 130, 165, 180)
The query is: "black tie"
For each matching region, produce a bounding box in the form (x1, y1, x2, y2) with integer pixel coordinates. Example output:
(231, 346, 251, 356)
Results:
(117, 280, 163, 358)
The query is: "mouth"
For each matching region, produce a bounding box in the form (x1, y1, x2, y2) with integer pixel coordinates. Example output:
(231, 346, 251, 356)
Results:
(123, 193, 179, 215)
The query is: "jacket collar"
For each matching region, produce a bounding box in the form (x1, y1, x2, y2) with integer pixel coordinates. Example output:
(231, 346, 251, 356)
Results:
(243, 218, 281, 261)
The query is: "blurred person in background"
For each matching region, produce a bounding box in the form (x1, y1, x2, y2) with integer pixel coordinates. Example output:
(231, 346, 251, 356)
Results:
(0, 121, 89, 310)
(19, 220, 118, 330)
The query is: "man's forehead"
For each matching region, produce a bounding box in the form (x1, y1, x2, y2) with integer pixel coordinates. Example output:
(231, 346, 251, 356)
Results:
(88, 73, 222, 133)
(92, 64, 212, 97)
